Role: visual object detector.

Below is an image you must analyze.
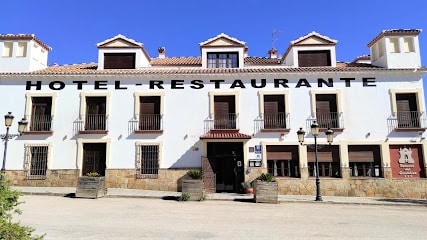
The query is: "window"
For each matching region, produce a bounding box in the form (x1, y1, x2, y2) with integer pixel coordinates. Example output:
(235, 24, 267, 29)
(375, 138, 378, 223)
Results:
(17, 42, 27, 57)
(137, 143, 161, 178)
(25, 93, 56, 134)
(307, 145, 340, 177)
(78, 92, 111, 134)
(104, 53, 136, 69)
(85, 97, 106, 130)
(315, 94, 338, 128)
(389, 38, 400, 53)
(30, 97, 52, 131)
(133, 92, 164, 133)
(25, 144, 50, 180)
(263, 95, 287, 129)
(298, 50, 331, 67)
(395, 93, 420, 128)
(348, 145, 382, 177)
(139, 96, 161, 130)
(266, 145, 299, 177)
(403, 37, 415, 53)
(2, 42, 13, 57)
(214, 95, 236, 129)
(207, 52, 238, 68)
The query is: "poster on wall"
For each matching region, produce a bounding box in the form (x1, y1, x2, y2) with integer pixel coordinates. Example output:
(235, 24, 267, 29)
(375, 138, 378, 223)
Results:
(389, 145, 424, 178)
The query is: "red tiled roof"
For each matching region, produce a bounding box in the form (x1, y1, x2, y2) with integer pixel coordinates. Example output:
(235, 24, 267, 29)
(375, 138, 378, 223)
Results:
(367, 29, 421, 47)
(0, 34, 52, 51)
(151, 57, 201, 66)
(1, 62, 426, 76)
(200, 130, 252, 139)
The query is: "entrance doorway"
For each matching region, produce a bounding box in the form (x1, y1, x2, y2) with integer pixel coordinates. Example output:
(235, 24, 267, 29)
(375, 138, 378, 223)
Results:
(207, 142, 244, 193)
(82, 143, 106, 176)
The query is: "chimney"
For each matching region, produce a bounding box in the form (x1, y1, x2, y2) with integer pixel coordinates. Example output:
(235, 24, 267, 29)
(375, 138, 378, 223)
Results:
(268, 48, 278, 59)
(158, 47, 165, 58)
(244, 47, 248, 57)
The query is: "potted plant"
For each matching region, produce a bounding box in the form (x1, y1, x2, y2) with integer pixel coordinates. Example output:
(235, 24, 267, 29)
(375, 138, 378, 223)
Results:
(254, 173, 278, 204)
(241, 181, 254, 194)
(181, 169, 205, 201)
(75, 172, 106, 199)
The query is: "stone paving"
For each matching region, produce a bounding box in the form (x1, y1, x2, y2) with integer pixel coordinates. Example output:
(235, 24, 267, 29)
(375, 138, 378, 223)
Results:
(12, 186, 427, 207)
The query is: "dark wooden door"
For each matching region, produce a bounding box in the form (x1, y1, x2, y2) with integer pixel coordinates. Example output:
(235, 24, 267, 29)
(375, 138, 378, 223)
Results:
(82, 143, 106, 176)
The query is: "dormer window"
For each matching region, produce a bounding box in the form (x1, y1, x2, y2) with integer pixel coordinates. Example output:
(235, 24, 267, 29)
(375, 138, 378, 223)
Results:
(298, 50, 331, 67)
(104, 53, 136, 69)
(207, 52, 238, 68)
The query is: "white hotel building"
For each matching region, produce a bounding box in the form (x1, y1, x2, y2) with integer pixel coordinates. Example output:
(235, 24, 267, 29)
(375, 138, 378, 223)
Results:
(0, 29, 426, 198)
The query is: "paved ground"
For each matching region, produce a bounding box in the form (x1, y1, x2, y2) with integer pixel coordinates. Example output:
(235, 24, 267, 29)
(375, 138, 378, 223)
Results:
(12, 186, 427, 207)
(16, 195, 427, 240)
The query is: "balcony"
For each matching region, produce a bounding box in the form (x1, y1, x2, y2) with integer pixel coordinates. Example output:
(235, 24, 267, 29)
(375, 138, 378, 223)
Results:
(204, 113, 239, 132)
(129, 114, 163, 134)
(307, 112, 344, 132)
(389, 111, 427, 132)
(75, 114, 109, 134)
(255, 113, 290, 133)
(23, 114, 53, 135)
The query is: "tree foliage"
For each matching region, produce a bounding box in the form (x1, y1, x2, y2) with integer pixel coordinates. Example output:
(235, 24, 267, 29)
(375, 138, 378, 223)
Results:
(0, 178, 45, 240)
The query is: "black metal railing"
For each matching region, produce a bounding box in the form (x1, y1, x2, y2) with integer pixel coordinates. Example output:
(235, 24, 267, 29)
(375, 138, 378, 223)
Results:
(85, 114, 107, 131)
(396, 111, 422, 128)
(26, 114, 52, 131)
(139, 114, 163, 131)
(263, 112, 287, 129)
(315, 112, 340, 128)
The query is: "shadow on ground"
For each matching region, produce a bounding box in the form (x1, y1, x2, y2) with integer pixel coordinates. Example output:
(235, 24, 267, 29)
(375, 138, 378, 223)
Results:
(377, 198, 427, 205)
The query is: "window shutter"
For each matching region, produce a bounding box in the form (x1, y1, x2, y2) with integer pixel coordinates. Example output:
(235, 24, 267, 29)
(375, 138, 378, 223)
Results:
(298, 50, 331, 67)
(266, 145, 297, 160)
(104, 53, 136, 69)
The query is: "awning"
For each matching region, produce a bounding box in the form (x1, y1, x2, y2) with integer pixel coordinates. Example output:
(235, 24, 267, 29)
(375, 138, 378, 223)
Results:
(200, 130, 252, 139)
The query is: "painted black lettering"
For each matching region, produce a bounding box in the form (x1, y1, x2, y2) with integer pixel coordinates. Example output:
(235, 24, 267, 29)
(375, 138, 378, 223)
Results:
(210, 79, 225, 89)
(340, 78, 355, 87)
(26, 81, 42, 90)
(49, 81, 65, 90)
(150, 80, 164, 89)
(230, 79, 245, 89)
(363, 77, 376, 87)
(274, 79, 289, 88)
(250, 79, 266, 88)
(171, 80, 185, 89)
(190, 80, 204, 89)
(318, 78, 333, 87)
(295, 79, 311, 88)
(115, 81, 127, 90)
(73, 81, 87, 90)
(94, 81, 108, 90)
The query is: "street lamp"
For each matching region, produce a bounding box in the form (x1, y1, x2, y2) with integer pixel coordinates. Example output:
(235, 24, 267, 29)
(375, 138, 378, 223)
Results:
(1, 112, 28, 181)
(297, 121, 334, 201)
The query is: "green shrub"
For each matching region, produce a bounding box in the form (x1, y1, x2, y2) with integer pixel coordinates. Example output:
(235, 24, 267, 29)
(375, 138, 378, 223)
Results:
(241, 181, 252, 188)
(178, 192, 191, 201)
(257, 173, 275, 182)
(187, 169, 203, 179)
(0, 178, 45, 239)
(85, 172, 101, 177)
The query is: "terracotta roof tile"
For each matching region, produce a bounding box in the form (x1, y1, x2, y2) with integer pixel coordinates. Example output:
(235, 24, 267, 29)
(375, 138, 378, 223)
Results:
(151, 57, 201, 66)
(200, 130, 252, 139)
(0, 34, 52, 51)
(367, 29, 421, 47)
(1, 62, 425, 76)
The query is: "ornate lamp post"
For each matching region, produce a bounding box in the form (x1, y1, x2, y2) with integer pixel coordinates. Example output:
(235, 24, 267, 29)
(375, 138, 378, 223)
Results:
(297, 121, 334, 201)
(1, 112, 28, 181)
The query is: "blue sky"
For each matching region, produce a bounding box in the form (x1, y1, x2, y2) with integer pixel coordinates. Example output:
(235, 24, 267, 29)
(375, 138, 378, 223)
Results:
(2, 0, 427, 66)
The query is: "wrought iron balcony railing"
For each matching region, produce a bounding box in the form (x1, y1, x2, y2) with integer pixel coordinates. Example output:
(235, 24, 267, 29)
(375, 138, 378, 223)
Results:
(388, 111, 426, 131)
(25, 114, 53, 132)
(204, 113, 239, 132)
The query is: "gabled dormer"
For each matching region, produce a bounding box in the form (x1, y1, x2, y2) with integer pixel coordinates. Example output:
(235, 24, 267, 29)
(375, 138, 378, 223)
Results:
(282, 32, 337, 67)
(367, 29, 421, 69)
(0, 34, 51, 73)
(97, 34, 151, 70)
(199, 33, 246, 69)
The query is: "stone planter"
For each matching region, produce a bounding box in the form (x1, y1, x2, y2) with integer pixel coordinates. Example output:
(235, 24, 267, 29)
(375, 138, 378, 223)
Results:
(254, 180, 278, 204)
(182, 179, 204, 201)
(75, 176, 106, 199)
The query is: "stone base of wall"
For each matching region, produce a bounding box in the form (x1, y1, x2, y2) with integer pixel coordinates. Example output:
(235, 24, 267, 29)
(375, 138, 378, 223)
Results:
(105, 168, 190, 191)
(6, 170, 79, 187)
(5, 167, 427, 199)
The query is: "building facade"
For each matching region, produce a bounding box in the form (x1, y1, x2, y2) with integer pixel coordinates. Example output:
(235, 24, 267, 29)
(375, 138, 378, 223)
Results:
(0, 30, 426, 198)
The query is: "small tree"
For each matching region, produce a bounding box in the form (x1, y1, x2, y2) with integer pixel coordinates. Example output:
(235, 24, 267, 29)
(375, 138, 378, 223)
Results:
(0, 177, 45, 240)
